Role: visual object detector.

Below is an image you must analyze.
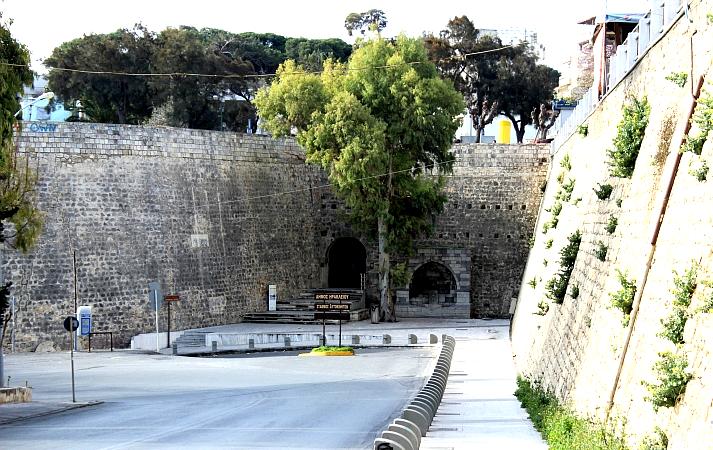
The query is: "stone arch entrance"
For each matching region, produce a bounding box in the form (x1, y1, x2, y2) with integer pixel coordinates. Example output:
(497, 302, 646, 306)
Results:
(409, 261, 457, 305)
(327, 237, 366, 288)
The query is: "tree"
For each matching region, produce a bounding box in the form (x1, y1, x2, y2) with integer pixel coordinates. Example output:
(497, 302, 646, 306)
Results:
(285, 38, 352, 71)
(0, 14, 43, 355)
(532, 103, 560, 142)
(256, 37, 463, 321)
(45, 25, 156, 124)
(425, 16, 503, 142)
(150, 27, 253, 130)
(344, 9, 388, 36)
(496, 43, 559, 143)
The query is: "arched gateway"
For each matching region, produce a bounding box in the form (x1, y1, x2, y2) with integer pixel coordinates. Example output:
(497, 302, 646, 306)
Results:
(326, 237, 366, 289)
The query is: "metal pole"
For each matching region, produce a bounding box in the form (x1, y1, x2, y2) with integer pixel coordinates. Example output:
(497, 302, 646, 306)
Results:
(167, 301, 171, 349)
(73, 251, 78, 351)
(338, 297, 342, 347)
(11, 296, 15, 353)
(154, 291, 159, 353)
(322, 317, 325, 347)
(70, 328, 76, 402)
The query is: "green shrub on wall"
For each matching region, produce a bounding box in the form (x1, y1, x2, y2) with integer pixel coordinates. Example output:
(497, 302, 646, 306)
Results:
(607, 96, 650, 178)
(594, 183, 614, 200)
(643, 350, 692, 412)
(665, 72, 688, 88)
(595, 241, 608, 262)
(639, 427, 668, 450)
(610, 270, 636, 325)
(606, 216, 618, 234)
(546, 230, 581, 304)
(659, 264, 697, 344)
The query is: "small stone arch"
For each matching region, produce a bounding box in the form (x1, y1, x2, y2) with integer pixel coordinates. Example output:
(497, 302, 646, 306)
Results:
(326, 237, 367, 289)
(408, 261, 458, 305)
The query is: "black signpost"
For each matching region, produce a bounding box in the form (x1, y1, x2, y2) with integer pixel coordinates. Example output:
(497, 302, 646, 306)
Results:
(63, 316, 79, 402)
(314, 292, 351, 346)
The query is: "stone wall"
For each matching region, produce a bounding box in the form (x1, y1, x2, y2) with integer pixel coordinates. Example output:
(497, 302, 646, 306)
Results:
(512, 3, 713, 449)
(5, 124, 327, 350)
(421, 143, 549, 317)
(3, 124, 547, 350)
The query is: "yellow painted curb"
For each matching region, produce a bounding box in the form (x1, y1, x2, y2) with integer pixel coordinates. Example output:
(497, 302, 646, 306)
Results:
(298, 351, 355, 357)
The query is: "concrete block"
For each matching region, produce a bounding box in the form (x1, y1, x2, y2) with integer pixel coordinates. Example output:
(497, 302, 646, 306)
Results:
(248, 338, 255, 349)
(393, 419, 421, 447)
(381, 430, 414, 450)
(402, 408, 429, 436)
(383, 334, 391, 344)
(408, 334, 417, 344)
(351, 335, 360, 345)
(429, 334, 438, 344)
(388, 424, 419, 450)
(284, 336, 291, 348)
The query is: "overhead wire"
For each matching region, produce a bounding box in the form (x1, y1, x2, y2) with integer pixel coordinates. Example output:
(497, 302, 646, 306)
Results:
(0, 45, 514, 80)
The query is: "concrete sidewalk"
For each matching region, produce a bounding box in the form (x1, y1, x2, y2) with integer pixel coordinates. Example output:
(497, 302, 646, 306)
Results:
(0, 400, 101, 425)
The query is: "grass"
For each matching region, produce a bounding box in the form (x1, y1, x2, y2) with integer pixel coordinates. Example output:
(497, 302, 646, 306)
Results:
(311, 346, 353, 353)
(515, 377, 628, 450)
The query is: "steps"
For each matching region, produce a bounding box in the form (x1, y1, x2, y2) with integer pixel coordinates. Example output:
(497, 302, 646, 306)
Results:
(174, 330, 212, 348)
(243, 288, 369, 324)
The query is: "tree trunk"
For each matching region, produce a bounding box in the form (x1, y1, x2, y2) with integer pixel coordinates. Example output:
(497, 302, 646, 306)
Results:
(474, 125, 484, 143)
(378, 215, 394, 321)
(504, 113, 526, 143)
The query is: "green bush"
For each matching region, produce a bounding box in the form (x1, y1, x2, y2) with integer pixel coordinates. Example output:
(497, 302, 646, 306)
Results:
(528, 278, 538, 288)
(643, 351, 692, 411)
(535, 300, 549, 316)
(595, 241, 608, 262)
(546, 230, 582, 304)
(608, 96, 650, 178)
(610, 270, 636, 325)
(515, 377, 628, 450)
(570, 283, 580, 299)
(639, 427, 668, 450)
(665, 72, 688, 88)
(659, 264, 697, 344)
(577, 124, 589, 137)
(557, 178, 576, 202)
(688, 158, 708, 181)
(594, 183, 614, 200)
(606, 216, 619, 234)
(561, 153, 572, 171)
(545, 239, 553, 249)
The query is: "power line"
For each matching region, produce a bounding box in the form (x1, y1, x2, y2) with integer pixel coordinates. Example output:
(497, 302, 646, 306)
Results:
(184, 157, 458, 211)
(0, 46, 514, 80)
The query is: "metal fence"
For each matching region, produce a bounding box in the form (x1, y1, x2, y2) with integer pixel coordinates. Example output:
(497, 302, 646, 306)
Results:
(551, 0, 685, 153)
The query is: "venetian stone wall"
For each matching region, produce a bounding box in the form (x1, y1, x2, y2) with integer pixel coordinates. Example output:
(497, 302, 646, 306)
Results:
(5, 124, 327, 350)
(512, 3, 713, 449)
(3, 123, 547, 349)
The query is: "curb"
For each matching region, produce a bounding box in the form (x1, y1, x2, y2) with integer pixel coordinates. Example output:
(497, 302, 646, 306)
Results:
(298, 351, 355, 357)
(0, 400, 103, 425)
(373, 333, 455, 450)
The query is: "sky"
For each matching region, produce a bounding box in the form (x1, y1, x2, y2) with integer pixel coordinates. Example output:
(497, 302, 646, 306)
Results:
(2, 0, 650, 74)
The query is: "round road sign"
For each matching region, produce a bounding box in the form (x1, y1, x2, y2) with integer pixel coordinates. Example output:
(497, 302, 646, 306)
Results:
(63, 316, 79, 332)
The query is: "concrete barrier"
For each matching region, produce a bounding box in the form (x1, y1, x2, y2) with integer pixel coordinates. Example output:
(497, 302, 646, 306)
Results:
(403, 408, 429, 436)
(394, 419, 421, 447)
(408, 334, 417, 344)
(374, 438, 406, 450)
(383, 334, 392, 344)
(284, 336, 291, 348)
(429, 334, 438, 344)
(352, 335, 360, 345)
(388, 423, 419, 450)
(382, 430, 414, 450)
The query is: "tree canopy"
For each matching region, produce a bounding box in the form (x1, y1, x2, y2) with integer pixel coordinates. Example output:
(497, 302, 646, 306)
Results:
(0, 14, 44, 316)
(344, 9, 388, 36)
(256, 36, 463, 320)
(45, 26, 352, 131)
(426, 16, 559, 143)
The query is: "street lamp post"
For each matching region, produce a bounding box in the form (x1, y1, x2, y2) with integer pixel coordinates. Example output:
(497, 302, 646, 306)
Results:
(14, 91, 55, 119)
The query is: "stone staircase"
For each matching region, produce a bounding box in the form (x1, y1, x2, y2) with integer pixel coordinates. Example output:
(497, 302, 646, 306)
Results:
(173, 330, 212, 349)
(242, 289, 369, 325)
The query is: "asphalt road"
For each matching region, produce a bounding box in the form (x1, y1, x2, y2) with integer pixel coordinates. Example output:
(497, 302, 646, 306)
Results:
(0, 347, 435, 449)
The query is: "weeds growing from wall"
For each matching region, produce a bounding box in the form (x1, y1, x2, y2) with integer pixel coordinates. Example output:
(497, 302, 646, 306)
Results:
(570, 283, 579, 300)
(594, 183, 614, 200)
(557, 178, 576, 202)
(595, 241, 608, 262)
(688, 158, 708, 182)
(514, 377, 628, 450)
(606, 216, 619, 234)
(608, 96, 650, 177)
(535, 300, 549, 316)
(659, 264, 697, 344)
(577, 124, 589, 137)
(639, 427, 668, 450)
(545, 230, 581, 304)
(681, 89, 712, 155)
(643, 350, 692, 412)
(610, 270, 636, 325)
(545, 239, 553, 249)
(665, 72, 688, 88)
